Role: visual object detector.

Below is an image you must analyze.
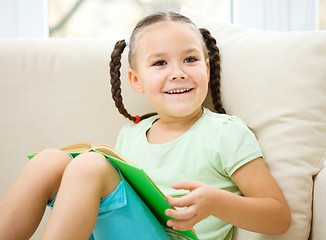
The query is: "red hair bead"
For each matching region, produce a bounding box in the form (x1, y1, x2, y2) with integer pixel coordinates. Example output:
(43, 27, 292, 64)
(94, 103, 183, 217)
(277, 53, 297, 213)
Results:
(133, 115, 140, 124)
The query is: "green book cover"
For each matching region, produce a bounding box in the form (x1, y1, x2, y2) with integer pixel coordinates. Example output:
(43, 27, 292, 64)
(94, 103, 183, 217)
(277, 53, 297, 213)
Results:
(28, 144, 198, 240)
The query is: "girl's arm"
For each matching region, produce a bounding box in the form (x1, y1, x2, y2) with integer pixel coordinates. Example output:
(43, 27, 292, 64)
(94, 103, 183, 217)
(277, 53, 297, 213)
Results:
(165, 157, 291, 234)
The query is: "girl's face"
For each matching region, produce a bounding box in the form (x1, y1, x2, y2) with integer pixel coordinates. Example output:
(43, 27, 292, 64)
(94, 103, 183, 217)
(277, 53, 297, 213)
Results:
(128, 21, 210, 120)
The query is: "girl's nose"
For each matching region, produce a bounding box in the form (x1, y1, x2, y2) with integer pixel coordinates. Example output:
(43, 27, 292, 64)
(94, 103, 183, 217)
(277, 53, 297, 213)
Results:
(172, 74, 186, 80)
(170, 68, 187, 81)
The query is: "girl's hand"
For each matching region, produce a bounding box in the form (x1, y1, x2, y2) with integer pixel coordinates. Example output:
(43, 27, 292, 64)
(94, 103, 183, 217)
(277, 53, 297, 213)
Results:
(165, 180, 216, 231)
(165, 158, 291, 234)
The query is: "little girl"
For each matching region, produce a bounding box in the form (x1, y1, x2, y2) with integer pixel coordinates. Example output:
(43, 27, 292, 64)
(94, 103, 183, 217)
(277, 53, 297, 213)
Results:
(0, 12, 291, 240)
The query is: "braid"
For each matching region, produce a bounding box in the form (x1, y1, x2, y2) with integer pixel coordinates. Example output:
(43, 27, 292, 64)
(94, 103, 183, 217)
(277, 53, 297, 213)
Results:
(109, 40, 136, 121)
(109, 40, 157, 122)
(199, 28, 226, 114)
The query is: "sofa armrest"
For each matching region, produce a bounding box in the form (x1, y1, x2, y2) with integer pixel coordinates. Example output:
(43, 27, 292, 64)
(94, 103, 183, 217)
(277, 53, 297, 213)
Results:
(311, 164, 326, 240)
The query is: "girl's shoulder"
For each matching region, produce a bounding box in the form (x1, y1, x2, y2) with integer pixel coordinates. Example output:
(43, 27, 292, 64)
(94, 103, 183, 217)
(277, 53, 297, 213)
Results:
(200, 108, 257, 144)
(201, 107, 248, 129)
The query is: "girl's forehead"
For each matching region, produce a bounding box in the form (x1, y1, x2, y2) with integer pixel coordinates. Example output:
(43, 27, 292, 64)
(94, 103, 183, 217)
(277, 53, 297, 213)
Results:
(134, 21, 204, 51)
(139, 21, 199, 38)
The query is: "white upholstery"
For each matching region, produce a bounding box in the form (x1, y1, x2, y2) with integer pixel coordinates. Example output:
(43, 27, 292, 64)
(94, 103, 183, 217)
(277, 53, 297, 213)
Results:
(1, 13, 325, 240)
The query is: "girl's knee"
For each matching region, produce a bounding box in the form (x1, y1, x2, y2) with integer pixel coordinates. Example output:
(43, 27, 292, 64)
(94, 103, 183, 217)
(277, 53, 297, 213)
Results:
(34, 148, 72, 163)
(67, 152, 118, 177)
(24, 149, 72, 200)
(69, 152, 111, 173)
(64, 152, 121, 198)
(31, 148, 72, 174)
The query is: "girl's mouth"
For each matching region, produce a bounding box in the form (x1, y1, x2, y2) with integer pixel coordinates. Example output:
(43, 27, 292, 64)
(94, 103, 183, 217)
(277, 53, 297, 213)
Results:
(164, 88, 193, 94)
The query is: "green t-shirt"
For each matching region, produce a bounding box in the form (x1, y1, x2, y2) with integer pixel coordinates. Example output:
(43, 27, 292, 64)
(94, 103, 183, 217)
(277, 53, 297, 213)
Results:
(115, 108, 263, 240)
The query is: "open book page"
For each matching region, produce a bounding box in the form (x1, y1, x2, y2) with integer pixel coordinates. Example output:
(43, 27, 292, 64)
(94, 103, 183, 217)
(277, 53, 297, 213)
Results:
(32, 142, 93, 155)
(93, 145, 139, 167)
(33, 142, 138, 167)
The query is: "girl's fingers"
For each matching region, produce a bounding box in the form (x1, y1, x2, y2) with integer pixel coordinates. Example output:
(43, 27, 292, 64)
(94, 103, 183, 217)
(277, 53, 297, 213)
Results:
(167, 180, 204, 208)
(171, 180, 202, 191)
(165, 180, 207, 230)
(165, 206, 195, 220)
(167, 218, 196, 231)
(166, 194, 193, 208)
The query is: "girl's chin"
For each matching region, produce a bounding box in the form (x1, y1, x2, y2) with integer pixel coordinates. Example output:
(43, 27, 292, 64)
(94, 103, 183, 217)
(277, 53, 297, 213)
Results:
(157, 106, 203, 119)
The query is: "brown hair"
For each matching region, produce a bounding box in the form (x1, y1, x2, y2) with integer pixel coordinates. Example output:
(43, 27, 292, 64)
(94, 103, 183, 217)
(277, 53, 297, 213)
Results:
(109, 12, 226, 122)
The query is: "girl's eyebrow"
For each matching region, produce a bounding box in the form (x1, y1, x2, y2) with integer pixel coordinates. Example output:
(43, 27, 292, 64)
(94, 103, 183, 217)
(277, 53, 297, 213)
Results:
(147, 53, 166, 61)
(146, 47, 202, 61)
(184, 47, 202, 54)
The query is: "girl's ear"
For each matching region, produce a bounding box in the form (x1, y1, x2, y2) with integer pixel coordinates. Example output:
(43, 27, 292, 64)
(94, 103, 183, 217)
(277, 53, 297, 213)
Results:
(128, 69, 144, 93)
(206, 58, 210, 80)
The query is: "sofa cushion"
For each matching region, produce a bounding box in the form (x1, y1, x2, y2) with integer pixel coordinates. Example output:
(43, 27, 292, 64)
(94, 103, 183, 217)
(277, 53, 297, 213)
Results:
(181, 6, 326, 240)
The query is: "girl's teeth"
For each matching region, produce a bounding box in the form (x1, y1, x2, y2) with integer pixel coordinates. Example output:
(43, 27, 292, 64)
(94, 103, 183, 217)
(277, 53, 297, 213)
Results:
(167, 88, 191, 94)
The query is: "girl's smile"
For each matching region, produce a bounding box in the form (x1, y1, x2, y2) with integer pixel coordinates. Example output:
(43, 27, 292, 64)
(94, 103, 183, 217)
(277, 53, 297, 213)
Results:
(164, 88, 193, 94)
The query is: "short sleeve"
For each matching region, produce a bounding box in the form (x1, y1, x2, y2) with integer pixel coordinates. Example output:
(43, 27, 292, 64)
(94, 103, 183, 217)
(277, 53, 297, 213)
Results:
(218, 116, 263, 176)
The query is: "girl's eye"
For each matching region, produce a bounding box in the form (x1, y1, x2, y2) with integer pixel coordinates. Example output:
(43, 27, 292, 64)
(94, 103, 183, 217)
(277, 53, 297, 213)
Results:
(184, 57, 197, 63)
(153, 60, 167, 66)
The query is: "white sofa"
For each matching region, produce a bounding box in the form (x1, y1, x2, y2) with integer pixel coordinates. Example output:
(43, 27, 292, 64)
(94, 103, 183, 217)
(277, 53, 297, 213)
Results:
(1, 12, 325, 240)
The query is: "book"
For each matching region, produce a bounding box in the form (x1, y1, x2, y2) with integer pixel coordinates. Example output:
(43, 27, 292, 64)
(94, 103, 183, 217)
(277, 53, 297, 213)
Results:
(28, 142, 198, 240)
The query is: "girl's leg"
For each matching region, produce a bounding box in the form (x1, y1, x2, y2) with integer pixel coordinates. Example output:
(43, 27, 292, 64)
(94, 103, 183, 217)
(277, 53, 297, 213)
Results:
(41, 152, 121, 240)
(0, 148, 72, 240)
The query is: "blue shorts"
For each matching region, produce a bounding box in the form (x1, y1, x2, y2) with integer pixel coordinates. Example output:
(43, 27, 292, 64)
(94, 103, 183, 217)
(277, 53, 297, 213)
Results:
(47, 158, 171, 240)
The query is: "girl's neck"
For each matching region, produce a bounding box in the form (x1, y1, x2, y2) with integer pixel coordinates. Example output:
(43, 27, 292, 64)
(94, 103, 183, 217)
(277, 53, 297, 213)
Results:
(146, 107, 203, 144)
